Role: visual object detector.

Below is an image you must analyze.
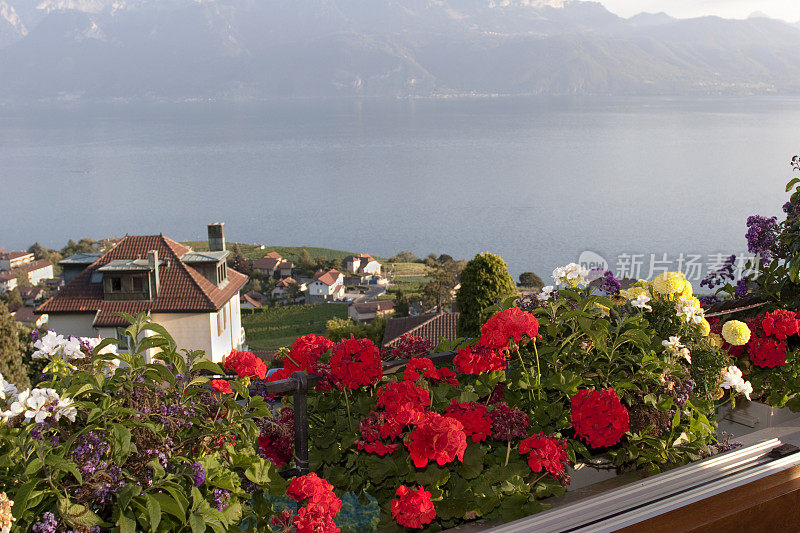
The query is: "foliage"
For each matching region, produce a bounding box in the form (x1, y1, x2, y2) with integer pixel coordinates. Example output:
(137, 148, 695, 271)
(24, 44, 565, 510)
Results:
(229, 244, 252, 275)
(456, 253, 518, 337)
(518, 272, 544, 290)
(0, 314, 289, 532)
(421, 260, 461, 313)
(59, 238, 100, 257)
(389, 251, 421, 263)
(0, 302, 31, 390)
(242, 304, 347, 350)
(326, 316, 388, 345)
(0, 289, 23, 313)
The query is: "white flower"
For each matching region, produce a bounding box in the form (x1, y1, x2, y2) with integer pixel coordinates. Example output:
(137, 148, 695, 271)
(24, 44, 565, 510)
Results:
(678, 348, 692, 364)
(61, 336, 85, 360)
(54, 397, 77, 422)
(0, 373, 17, 402)
(2, 388, 75, 424)
(31, 330, 65, 360)
(552, 263, 590, 288)
(80, 337, 102, 351)
(736, 380, 753, 400)
(676, 301, 705, 324)
(538, 285, 555, 301)
(720, 366, 753, 400)
(662, 336, 684, 351)
(631, 294, 652, 311)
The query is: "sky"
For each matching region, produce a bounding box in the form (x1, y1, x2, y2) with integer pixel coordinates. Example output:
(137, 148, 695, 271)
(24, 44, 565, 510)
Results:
(600, 0, 800, 22)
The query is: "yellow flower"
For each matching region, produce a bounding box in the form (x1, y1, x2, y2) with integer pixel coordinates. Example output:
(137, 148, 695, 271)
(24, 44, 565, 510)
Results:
(698, 319, 711, 337)
(680, 280, 693, 299)
(653, 271, 686, 297)
(594, 303, 610, 316)
(620, 286, 648, 300)
(721, 320, 751, 346)
(708, 333, 724, 348)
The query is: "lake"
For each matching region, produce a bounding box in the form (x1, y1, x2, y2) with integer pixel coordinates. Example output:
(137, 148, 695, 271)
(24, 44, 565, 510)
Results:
(1, 96, 798, 281)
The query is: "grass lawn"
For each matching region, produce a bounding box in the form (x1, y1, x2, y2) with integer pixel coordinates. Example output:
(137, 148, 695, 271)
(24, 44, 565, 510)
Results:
(386, 262, 428, 276)
(242, 304, 348, 350)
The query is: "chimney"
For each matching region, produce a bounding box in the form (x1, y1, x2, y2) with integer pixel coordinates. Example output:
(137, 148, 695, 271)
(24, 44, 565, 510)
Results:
(148, 250, 160, 296)
(208, 222, 226, 252)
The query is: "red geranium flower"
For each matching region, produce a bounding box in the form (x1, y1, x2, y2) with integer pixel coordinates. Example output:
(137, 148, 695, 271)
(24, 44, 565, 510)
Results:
(284, 334, 335, 373)
(377, 380, 431, 427)
(748, 335, 788, 368)
(405, 412, 467, 468)
(287, 473, 342, 533)
(391, 485, 437, 529)
(570, 388, 630, 448)
(519, 432, 569, 478)
(329, 337, 382, 390)
(392, 334, 434, 359)
(444, 399, 492, 443)
(404, 358, 460, 386)
(354, 411, 402, 454)
(453, 345, 507, 374)
(210, 379, 233, 395)
(259, 407, 294, 466)
(762, 309, 799, 340)
(479, 307, 540, 350)
(223, 349, 267, 380)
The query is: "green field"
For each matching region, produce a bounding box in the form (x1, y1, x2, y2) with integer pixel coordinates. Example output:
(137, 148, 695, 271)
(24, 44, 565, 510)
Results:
(386, 262, 429, 276)
(241, 304, 348, 350)
(183, 241, 388, 263)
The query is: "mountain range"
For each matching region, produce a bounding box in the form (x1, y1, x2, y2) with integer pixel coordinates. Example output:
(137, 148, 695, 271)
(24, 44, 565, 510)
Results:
(2, 0, 800, 101)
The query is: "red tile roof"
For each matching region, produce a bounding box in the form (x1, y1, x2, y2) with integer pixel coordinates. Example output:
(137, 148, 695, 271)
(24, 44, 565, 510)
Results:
(312, 269, 342, 286)
(382, 312, 460, 347)
(241, 294, 263, 308)
(264, 251, 282, 260)
(252, 256, 281, 271)
(353, 300, 395, 314)
(13, 306, 41, 325)
(16, 259, 52, 274)
(1, 251, 33, 260)
(36, 234, 247, 325)
(275, 277, 298, 288)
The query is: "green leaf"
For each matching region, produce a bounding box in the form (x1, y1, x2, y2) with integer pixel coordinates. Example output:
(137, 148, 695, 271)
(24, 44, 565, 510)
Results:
(153, 493, 185, 521)
(193, 359, 224, 375)
(58, 497, 106, 528)
(787, 177, 800, 192)
(459, 444, 487, 480)
(145, 494, 162, 532)
(118, 512, 137, 533)
(117, 484, 142, 510)
(24, 457, 43, 477)
(112, 424, 132, 462)
(189, 513, 206, 533)
(244, 458, 273, 485)
(47, 455, 83, 484)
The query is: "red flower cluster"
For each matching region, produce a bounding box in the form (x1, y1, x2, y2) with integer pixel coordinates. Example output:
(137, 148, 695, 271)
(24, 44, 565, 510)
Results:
(286, 473, 342, 533)
(748, 336, 788, 368)
(258, 408, 294, 466)
(761, 309, 800, 340)
(489, 402, 530, 442)
(519, 432, 569, 478)
(355, 411, 400, 456)
(210, 379, 233, 395)
(391, 334, 434, 359)
(404, 357, 459, 386)
(570, 389, 630, 448)
(453, 345, 507, 375)
(444, 399, 492, 443)
(391, 485, 437, 529)
(264, 367, 294, 383)
(224, 349, 267, 380)
(285, 334, 335, 373)
(479, 307, 540, 350)
(329, 337, 382, 390)
(405, 412, 467, 468)
(378, 381, 431, 428)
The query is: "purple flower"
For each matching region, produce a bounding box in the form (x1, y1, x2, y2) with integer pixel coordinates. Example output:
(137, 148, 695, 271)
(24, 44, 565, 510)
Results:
(784, 201, 800, 220)
(599, 270, 621, 295)
(745, 215, 778, 263)
(191, 462, 206, 487)
(735, 279, 749, 298)
(32, 512, 58, 533)
(700, 255, 736, 290)
(212, 488, 231, 511)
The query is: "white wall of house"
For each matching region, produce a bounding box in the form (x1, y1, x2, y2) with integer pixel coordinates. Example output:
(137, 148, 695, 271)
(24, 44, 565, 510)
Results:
(362, 261, 381, 275)
(47, 313, 98, 338)
(28, 265, 54, 285)
(308, 280, 333, 297)
(0, 278, 16, 294)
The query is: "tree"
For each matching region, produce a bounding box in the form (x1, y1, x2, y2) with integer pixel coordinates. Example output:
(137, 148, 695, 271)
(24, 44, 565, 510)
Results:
(437, 254, 454, 264)
(0, 301, 31, 390)
(230, 244, 252, 274)
(296, 249, 316, 276)
(60, 238, 97, 257)
(389, 251, 420, 263)
(394, 290, 410, 317)
(518, 272, 544, 290)
(456, 253, 517, 337)
(1, 289, 23, 313)
(421, 260, 461, 313)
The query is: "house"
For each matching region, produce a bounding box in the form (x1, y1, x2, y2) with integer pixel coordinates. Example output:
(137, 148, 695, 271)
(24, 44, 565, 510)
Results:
(342, 254, 382, 276)
(382, 312, 461, 348)
(307, 269, 345, 303)
(18, 286, 45, 306)
(241, 290, 268, 309)
(271, 277, 306, 302)
(0, 259, 53, 294)
(252, 252, 294, 277)
(349, 300, 395, 322)
(36, 223, 248, 363)
(12, 306, 48, 328)
(60, 252, 103, 283)
(0, 251, 35, 271)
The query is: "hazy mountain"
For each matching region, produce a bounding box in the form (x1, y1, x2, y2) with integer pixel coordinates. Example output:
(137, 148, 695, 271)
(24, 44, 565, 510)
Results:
(1, 0, 800, 101)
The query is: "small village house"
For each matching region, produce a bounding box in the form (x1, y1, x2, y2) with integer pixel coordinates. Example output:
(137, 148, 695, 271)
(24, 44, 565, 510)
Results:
(342, 253, 382, 276)
(0, 255, 54, 294)
(271, 277, 307, 302)
(252, 252, 294, 278)
(12, 307, 48, 328)
(349, 300, 395, 322)
(36, 223, 248, 363)
(307, 269, 345, 303)
(240, 290, 268, 309)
